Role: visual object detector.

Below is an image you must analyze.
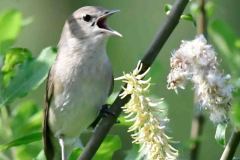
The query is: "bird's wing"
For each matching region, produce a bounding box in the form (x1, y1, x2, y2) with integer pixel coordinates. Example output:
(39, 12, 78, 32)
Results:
(89, 74, 114, 128)
(108, 74, 114, 96)
(43, 68, 55, 160)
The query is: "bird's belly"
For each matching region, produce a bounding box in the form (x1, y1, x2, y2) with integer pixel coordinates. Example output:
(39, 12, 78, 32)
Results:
(49, 64, 112, 138)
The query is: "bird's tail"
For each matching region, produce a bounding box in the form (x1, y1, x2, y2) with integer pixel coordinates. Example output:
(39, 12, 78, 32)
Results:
(43, 114, 55, 160)
(43, 125, 62, 160)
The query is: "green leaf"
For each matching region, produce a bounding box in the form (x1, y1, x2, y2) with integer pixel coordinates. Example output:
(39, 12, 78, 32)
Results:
(180, 13, 196, 26)
(69, 135, 121, 160)
(124, 144, 140, 160)
(13, 100, 38, 119)
(231, 104, 240, 128)
(215, 123, 227, 146)
(205, 1, 215, 17)
(117, 115, 132, 126)
(164, 4, 172, 15)
(21, 111, 42, 133)
(11, 100, 41, 135)
(0, 10, 22, 54)
(1, 48, 32, 87)
(210, 20, 239, 54)
(209, 20, 240, 74)
(0, 47, 57, 106)
(94, 135, 121, 160)
(0, 132, 41, 151)
(69, 148, 82, 160)
(235, 39, 240, 49)
(2, 48, 32, 73)
(34, 150, 46, 160)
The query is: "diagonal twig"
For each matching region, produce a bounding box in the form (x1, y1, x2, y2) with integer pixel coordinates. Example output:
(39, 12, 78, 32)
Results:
(79, 0, 189, 159)
(220, 129, 240, 160)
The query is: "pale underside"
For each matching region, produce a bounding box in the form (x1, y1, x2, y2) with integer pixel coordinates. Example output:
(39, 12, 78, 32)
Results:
(49, 49, 112, 139)
(46, 39, 112, 159)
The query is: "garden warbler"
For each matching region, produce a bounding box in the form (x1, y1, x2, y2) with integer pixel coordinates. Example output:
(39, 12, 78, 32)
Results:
(43, 6, 122, 160)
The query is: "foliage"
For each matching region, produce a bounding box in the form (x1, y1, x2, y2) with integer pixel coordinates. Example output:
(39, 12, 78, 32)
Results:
(215, 123, 227, 146)
(209, 20, 240, 129)
(0, 132, 41, 152)
(0, 47, 57, 106)
(69, 135, 122, 160)
(0, 1, 239, 160)
(0, 9, 56, 160)
(0, 10, 22, 54)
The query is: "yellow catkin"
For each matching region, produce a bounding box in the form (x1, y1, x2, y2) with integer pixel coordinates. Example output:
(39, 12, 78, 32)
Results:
(116, 61, 178, 160)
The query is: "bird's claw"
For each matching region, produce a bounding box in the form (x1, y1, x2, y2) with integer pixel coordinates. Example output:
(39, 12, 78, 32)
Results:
(100, 104, 115, 117)
(89, 104, 116, 128)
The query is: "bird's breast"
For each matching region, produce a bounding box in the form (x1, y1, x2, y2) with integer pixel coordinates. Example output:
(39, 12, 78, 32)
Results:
(49, 49, 112, 137)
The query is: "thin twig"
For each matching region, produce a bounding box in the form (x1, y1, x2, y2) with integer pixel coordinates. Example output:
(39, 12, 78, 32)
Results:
(197, 0, 207, 36)
(220, 129, 240, 160)
(79, 0, 189, 159)
(190, 0, 207, 159)
(190, 108, 205, 160)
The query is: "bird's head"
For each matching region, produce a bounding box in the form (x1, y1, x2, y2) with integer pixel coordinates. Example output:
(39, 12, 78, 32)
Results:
(66, 6, 122, 41)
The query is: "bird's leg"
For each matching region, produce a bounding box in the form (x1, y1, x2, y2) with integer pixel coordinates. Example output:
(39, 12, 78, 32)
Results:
(100, 104, 115, 117)
(90, 104, 116, 128)
(58, 135, 67, 160)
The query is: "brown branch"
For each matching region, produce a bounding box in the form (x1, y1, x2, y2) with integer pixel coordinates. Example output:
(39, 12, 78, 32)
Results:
(79, 0, 189, 159)
(190, 106, 205, 160)
(220, 129, 240, 160)
(190, 0, 207, 159)
(197, 0, 207, 36)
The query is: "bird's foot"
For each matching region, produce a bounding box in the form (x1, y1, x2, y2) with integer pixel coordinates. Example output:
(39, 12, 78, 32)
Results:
(100, 104, 115, 117)
(89, 104, 116, 128)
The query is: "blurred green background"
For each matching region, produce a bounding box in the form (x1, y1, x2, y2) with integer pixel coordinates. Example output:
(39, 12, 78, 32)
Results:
(0, 0, 239, 159)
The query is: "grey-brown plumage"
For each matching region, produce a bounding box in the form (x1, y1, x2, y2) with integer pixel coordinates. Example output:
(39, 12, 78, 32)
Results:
(43, 6, 121, 160)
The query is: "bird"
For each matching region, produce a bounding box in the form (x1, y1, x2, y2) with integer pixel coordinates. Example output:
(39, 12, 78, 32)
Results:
(43, 6, 122, 160)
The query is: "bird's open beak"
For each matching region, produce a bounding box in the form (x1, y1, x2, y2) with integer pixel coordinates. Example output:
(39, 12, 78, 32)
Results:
(96, 9, 122, 37)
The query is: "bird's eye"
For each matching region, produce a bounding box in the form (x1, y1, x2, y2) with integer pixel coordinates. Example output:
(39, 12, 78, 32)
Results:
(83, 14, 92, 22)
